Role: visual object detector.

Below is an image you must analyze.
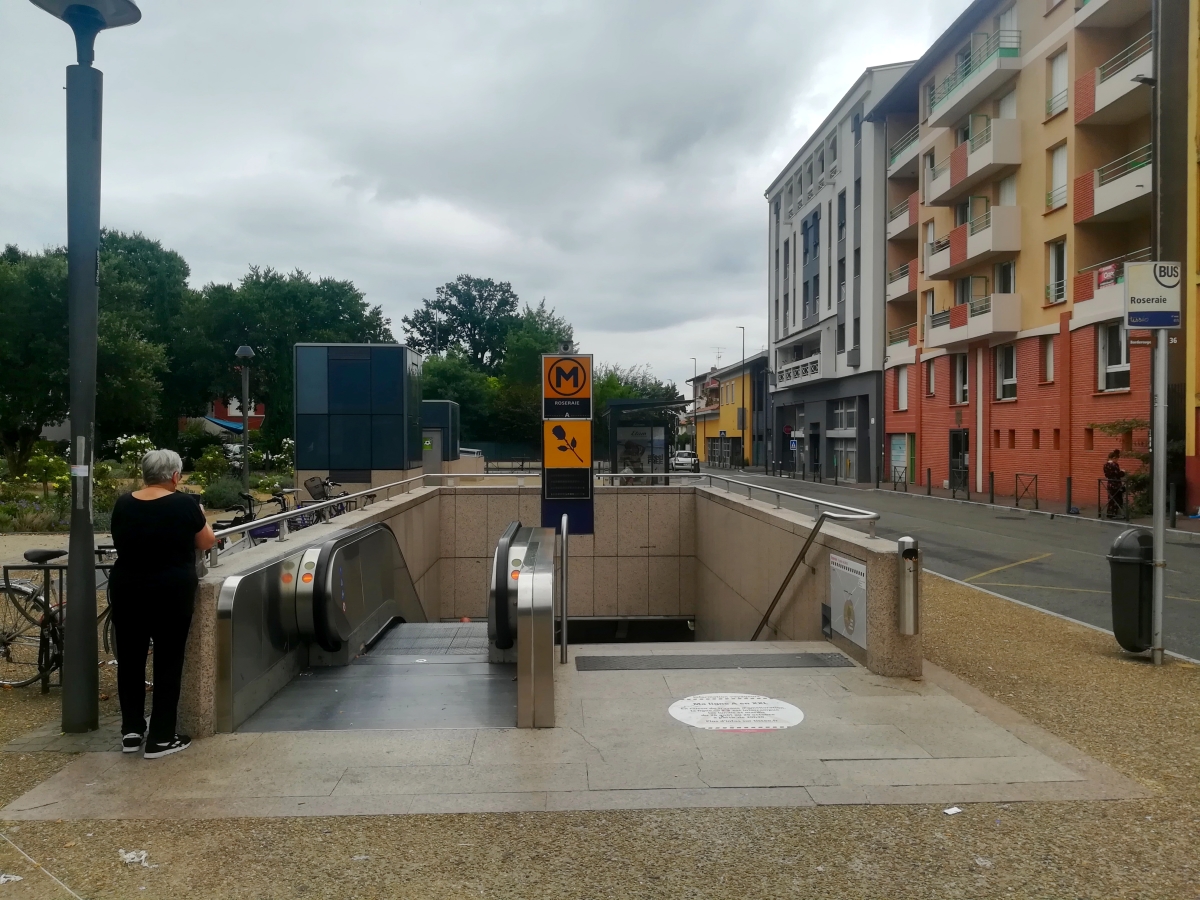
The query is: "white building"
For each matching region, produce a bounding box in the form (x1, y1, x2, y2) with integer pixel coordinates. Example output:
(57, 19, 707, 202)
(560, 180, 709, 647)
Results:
(765, 63, 912, 481)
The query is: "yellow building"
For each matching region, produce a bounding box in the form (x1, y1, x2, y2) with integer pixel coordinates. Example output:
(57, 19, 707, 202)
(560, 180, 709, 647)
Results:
(1188, 0, 1200, 507)
(689, 353, 767, 468)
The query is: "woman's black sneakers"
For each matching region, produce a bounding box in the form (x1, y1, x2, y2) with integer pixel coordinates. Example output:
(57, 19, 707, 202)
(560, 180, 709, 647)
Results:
(143, 734, 191, 759)
(122, 732, 144, 753)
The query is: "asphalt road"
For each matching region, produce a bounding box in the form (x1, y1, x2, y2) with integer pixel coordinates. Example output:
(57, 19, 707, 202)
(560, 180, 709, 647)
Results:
(697, 467, 1200, 661)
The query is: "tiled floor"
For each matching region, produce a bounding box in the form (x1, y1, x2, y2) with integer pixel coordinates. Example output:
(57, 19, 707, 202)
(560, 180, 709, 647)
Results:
(0, 641, 1145, 819)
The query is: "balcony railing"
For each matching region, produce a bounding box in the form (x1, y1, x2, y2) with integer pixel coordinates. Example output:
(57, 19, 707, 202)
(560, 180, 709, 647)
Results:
(929, 235, 951, 256)
(1046, 89, 1068, 118)
(1045, 279, 1066, 305)
(888, 197, 911, 222)
(968, 295, 992, 317)
(778, 356, 821, 385)
(928, 157, 951, 181)
(887, 262, 910, 284)
(968, 123, 992, 152)
(1078, 246, 1152, 279)
(889, 124, 920, 164)
(968, 210, 992, 235)
(888, 324, 916, 345)
(930, 30, 1021, 110)
(1099, 33, 1152, 83)
(1046, 184, 1068, 210)
(930, 309, 952, 328)
(1097, 144, 1152, 186)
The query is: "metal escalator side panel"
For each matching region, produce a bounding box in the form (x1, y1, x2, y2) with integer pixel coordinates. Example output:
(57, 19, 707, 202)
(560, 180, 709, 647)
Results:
(383, 524, 427, 625)
(491, 521, 521, 650)
(516, 527, 556, 728)
(312, 538, 350, 653)
(294, 548, 323, 641)
(215, 575, 244, 734)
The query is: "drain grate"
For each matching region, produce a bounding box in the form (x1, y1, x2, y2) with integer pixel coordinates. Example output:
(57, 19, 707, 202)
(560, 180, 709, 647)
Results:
(575, 653, 853, 671)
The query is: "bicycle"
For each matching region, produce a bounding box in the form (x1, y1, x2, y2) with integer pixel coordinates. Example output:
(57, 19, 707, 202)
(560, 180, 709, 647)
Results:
(1, 548, 118, 690)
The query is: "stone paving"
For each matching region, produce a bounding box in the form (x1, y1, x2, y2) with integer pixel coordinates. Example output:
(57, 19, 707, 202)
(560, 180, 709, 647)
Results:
(0, 641, 1144, 821)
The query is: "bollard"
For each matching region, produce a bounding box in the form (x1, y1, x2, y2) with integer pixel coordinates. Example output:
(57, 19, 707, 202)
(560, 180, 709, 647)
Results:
(1170, 483, 1177, 530)
(207, 544, 221, 569)
(897, 536, 920, 635)
(277, 516, 289, 542)
(1066, 476, 1073, 515)
(926, 468, 932, 496)
(988, 471, 994, 505)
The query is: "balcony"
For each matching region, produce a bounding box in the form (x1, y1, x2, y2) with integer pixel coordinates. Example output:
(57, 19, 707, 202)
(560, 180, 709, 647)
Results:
(887, 124, 921, 178)
(924, 294, 1021, 349)
(887, 323, 918, 346)
(1070, 247, 1151, 329)
(886, 191, 920, 240)
(886, 259, 918, 303)
(928, 31, 1022, 128)
(1074, 144, 1152, 223)
(886, 324, 918, 367)
(925, 206, 1021, 280)
(1075, 34, 1152, 125)
(776, 355, 822, 387)
(925, 120, 1021, 206)
(1077, 0, 1152, 30)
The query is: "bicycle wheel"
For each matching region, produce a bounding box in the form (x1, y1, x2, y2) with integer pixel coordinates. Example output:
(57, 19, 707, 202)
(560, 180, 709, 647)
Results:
(3, 578, 46, 628)
(0, 590, 56, 688)
(101, 605, 118, 661)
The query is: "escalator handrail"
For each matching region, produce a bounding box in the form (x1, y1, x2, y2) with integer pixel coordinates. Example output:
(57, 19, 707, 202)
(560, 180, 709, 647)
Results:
(493, 520, 521, 650)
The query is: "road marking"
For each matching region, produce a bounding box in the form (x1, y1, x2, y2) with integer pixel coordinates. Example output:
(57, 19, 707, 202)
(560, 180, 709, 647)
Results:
(964, 553, 1052, 583)
(976, 582, 1199, 603)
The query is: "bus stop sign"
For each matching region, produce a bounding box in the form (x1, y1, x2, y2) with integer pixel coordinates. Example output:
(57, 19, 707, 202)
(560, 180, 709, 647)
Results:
(1126, 262, 1181, 329)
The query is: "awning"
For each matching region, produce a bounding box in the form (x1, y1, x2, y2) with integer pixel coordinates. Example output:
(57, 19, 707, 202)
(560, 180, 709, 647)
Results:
(204, 416, 245, 434)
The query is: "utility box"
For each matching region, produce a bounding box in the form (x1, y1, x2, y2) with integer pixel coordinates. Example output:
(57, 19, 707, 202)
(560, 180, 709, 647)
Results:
(421, 400, 460, 461)
(1107, 528, 1152, 653)
(294, 343, 423, 488)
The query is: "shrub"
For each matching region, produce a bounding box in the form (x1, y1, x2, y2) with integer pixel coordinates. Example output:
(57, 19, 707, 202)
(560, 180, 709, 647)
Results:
(25, 452, 69, 498)
(193, 446, 229, 487)
(202, 476, 244, 511)
(255, 473, 294, 493)
(177, 423, 224, 470)
(276, 438, 295, 469)
(11, 496, 69, 532)
(92, 461, 123, 515)
(115, 434, 156, 472)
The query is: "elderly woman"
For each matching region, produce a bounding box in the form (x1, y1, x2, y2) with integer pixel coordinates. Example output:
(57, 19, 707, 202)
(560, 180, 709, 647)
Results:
(109, 449, 216, 759)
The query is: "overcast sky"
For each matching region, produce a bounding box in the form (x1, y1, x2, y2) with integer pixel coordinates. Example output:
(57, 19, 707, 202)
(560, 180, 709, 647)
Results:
(1, 1, 964, 391)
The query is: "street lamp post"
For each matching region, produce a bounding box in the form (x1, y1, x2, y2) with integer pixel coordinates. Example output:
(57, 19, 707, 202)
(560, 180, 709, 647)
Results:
(737, 326, 746, 469)
(689, 357, 697, 453)
(235, 346, 255, 494)
(29, 0, 141, 734)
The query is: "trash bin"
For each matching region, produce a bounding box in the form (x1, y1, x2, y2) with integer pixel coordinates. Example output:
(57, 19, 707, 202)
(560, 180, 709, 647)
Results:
(1107, 528, 1152, 653)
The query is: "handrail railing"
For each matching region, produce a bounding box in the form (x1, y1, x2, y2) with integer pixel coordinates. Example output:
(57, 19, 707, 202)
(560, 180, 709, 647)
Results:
(1046, 184, 1067, 210)
(968, 123, 992, 152)
(1097, 143, 1152, 186)
(560, 513, 569, 664)
(968, 210, 992, 235)
(928, 157, 951, 181)
(889, 124, 919, 163)
(887, 262, 910, 284)
(1099, 32, 1152, 83)
(888, 323, 916, 345)
(930, 309, 952, 328)
(931, 30, 1021, 110)
(888, 198, 911, 222)
(968, 295, 992, 317)
(1077, 246, 1152, 274)
(1045, 279, 1067, 304)
(929, 234, 951, 255)
(1046, 89, 1068, 118)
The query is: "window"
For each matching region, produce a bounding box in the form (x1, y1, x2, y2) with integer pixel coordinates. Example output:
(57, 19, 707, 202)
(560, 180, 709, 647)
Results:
(806, 162, 814, 186)
(853, 248, 860, 278)
(897, 365, 909, 411)
(954, 353, 969, 404)
(955, 201, 971, 227)
(818, 148, 825, 175)
(956, 122, 971, 146)
(998, 89, 1017, 120)
(1048, 144, 1067, 209)
(1098, 321, 1130, 390)
(854, 178, 861, 208)
(995, 344, 1017, 399)
(926, 358, 936, 395)
(995, 259, 1016, 293)
(833, 397, 857, 430)
(837, 191, 846, 240)
(783, 290, 789, 327)
(813, 274, 820, 310)
(925, 81, 936, 117)
(993, 429, 1001, 448)
(924, 221, 936, 263)
(1041, 334, 1055, 382)
(955, 277, 972, 306)
(829, 135, 837, 161)
(812, 211, 820, 256)
(802, 281, 810, 318)
(999, 173, 1016, 207)
(836, 321, 846, 353)
(1047, 51, 1068, 117)
(1084, 427, 1094, 450)
(1048, 239, 1066, 303)
(997, 4, 1017, 32)
(853, 317, 861, 348)
(1053, 429, 1060, 450)
(1032, 429, 1040, 449)
(852, 113, 862, 145)
(838, 259, 846, 303)
(1008, 429, 1016, 449)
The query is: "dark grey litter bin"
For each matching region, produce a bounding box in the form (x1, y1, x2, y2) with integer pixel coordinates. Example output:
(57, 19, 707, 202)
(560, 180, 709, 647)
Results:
(1107, 529, 1153, 653)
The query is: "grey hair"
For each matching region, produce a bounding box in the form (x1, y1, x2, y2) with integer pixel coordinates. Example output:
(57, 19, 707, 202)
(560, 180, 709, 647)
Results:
(141, 449, 183, 485)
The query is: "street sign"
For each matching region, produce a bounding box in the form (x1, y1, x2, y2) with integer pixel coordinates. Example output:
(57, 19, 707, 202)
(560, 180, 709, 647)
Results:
(1126, 262, 1181, 329)
(543, 420, 592, 468)
(719, 430, 727, 437)
(542, 355, 592, 418)
(789, 439, 798, 451)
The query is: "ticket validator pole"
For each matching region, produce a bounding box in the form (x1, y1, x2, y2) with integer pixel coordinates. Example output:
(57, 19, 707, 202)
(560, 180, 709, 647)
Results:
(28, 0, 142, 733)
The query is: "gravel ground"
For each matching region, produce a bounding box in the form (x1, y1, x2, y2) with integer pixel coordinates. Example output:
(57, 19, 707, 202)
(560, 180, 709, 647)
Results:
(0, 574, 1197, 899)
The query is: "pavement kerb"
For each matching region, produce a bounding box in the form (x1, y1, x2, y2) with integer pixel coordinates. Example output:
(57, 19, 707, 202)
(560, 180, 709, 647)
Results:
(925, 568, 1200, 666)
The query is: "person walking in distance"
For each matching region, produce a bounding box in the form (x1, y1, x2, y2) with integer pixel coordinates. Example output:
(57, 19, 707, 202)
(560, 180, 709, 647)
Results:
(109, 450, 216, 758)
(1104, 449, 1126, 519)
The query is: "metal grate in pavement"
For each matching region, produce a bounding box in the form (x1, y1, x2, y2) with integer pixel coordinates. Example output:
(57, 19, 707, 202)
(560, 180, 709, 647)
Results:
(574, 653, 853, 671)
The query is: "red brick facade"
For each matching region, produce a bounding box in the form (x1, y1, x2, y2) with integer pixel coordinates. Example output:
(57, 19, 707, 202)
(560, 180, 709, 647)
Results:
(949, 142, 968, 188)
(1073, 69, 1096, 125)
(1073, 171, 1095, 223)
(1073, 271, 1094, 303)
(949, 223, 968, 267)
(907, 190, 919, 226)
(887, 314, 1150, 504)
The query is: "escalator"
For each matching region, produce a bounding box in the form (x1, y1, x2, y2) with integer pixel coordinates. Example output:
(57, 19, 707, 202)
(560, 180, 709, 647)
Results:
(215, 520, 556, 733)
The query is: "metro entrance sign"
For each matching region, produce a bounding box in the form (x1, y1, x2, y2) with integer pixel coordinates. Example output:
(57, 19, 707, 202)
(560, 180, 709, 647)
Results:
(543, 355, 592, 418)
(1126, 261, 1181, 328)
(542, 353, 594, 532)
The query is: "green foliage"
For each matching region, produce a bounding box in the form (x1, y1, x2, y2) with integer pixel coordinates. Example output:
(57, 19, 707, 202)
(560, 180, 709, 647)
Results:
(115, 434, 156, 470)
(401, 275, 520, 374)
(177, 422, 224, 468)
(193, 446, 229, 487)
(422, 353, 498, 440)
(25, 451, 68, 499)
(501, 301, 574, 384)
(201, 476, 244, 511)
(276, 438, 295, 469)
(92, 461, 122, 516)
(256, 473, 294, 492)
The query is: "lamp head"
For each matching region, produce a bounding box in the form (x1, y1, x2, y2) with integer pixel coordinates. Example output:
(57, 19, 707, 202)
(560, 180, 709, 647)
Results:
(235, 345, 255, 361)
(29, 1, 141, 65)
(1131, 74, 1156, 87)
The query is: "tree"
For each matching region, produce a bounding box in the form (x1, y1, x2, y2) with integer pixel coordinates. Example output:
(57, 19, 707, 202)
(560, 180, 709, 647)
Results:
(401, 275, 520, 374)
(592, 363, 683, 458)
(422, 353, 498, 440)
(501, 301, 575, 384)
(95, 311, 168, 445)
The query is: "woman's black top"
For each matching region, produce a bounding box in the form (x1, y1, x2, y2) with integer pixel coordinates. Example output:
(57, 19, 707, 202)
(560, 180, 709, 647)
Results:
(110, 491, 206, 584)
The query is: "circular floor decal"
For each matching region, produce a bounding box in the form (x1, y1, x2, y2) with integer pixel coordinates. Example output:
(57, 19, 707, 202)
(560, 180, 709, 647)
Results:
(668, 693, 804, 732)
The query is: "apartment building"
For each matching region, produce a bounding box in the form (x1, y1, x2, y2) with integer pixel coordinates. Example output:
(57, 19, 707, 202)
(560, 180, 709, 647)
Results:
(765, 64, 912, 482)
(689, 353, 768, 468)
(871, 0, 1185, 504)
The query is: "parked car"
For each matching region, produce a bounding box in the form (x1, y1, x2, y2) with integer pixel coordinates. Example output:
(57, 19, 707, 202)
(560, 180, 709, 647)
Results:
(670, 450, 700, 473)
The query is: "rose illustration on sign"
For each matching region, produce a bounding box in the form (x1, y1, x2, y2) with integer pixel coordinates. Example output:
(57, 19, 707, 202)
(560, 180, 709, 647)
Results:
(552, 424, 585, 464)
